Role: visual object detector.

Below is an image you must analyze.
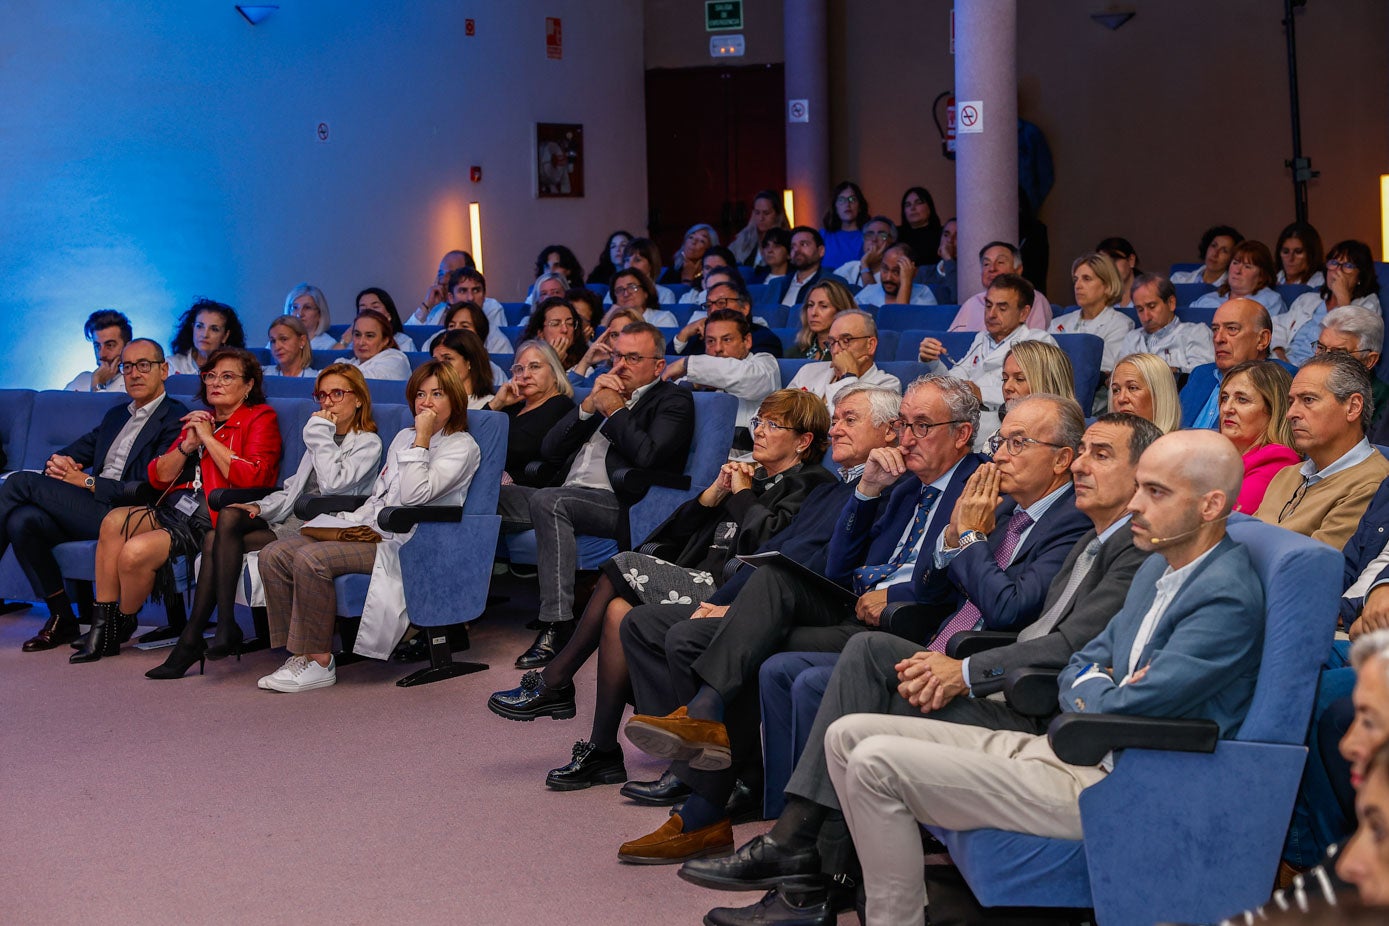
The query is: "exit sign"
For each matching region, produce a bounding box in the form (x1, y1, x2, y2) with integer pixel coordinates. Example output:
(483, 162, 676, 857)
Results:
(706, 0, 743, 31)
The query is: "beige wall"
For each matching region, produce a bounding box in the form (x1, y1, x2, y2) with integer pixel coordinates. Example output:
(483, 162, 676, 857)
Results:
(645, 0, 784, 68)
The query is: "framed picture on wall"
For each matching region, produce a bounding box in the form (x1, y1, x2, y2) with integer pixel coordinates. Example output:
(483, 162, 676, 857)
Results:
(536, 123, 583, 198)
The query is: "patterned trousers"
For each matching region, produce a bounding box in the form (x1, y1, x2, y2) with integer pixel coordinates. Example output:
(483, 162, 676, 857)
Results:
(258, 534, 378, 654)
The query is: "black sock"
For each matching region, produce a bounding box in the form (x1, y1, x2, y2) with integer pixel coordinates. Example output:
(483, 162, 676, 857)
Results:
(767, 796, 828, 852)
(686, 684, 725, 722)
(45, 590, 76, 622)
(678, 792, 726, 832)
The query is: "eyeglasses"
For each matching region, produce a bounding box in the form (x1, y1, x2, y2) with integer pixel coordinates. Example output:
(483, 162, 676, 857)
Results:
(986, 432, 1067, 457)
(749, 417, 798, 434)
(201, 372, 247, 385)
(119, 359, 165, 374)
(1326, 259, 1356, 272)
(835, 195, 859, 205)
(824, 334, 871, 351)
(614, 283, 645, 296)
(313, 388, 351, 403)
(891, 418, 967, 439)
(1313, 342, 1371, 357)
(700, 297, 744, 311)
(611, 352, 660, 366)
(543, 318, 576, 329)
(862, 230, 893, 241)
(510, 361, 547, 377)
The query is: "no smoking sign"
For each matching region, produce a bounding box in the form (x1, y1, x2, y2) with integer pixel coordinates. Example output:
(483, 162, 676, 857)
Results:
(788, 98, 809, 124)
(957, 100, 983, 134)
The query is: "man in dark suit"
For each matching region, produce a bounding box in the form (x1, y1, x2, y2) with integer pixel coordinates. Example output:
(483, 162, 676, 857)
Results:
(497, 322, 695, 669)
(680, 412, 1160, 923)
(4, 338, 187, 651)
(774, 227, 829, 309)
(613, 375, 983, 863)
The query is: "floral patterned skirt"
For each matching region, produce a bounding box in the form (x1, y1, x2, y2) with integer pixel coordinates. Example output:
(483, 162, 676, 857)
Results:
(602, 551, 716, 608)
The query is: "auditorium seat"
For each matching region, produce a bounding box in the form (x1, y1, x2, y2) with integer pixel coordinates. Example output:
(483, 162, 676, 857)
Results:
(876, 361, 933, 387)
(746, 282, 772, 304)
(585, 282, 608, 300)
(0, 388, 36, 477)
(893, 330, 975, 364)
(776, 358, 812, 385)
(1173, 282, 1215, 306)
(876, 305, 957, 332)
(502, 302, 530, 326)
(1054, 333, 1105, 403)
(1175, 306, 1217, 327)
(1277, 284, 1315, 306)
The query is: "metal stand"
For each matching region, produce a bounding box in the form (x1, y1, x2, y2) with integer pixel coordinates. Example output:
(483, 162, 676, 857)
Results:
(1282, 0, 1317, 222)
(396, 623, 488, 687)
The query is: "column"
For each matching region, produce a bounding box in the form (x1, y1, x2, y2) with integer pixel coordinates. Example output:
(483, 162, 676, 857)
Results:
(955, 0, 1018, 302)
(784, 0, 829, 230)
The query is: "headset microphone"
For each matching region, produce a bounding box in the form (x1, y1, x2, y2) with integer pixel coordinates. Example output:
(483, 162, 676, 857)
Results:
(1147, 514, 1230, 546)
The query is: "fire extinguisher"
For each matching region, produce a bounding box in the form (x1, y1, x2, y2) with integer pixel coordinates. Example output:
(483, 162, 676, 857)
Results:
(933, 91, 956, 161)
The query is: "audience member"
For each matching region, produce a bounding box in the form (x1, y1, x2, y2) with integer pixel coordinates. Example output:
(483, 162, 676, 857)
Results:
(777, 227, 830, 308)
(855, 243, 937, 306)
(1000, 341, 1076, 415)
(685, 414, 1160, 922)
(66, 309, 132, 392)
(431, 328, 496, 409)
(621, 238, 677, 304)
(820, 181, 869, 270)
(1338, 741, 1389, 906)
(1171, 224, 1243, 286)
(265, 315, 315, 378)
(78, 348, 280, 664)
(1179, 298, 1282, 428)
(896, 186, 943, 272)
(663, 225, 719, 286)
(679, 246, 738, 305)
(520, 296, 590, 370)
(729, 190, 789, 267)
(588, 231, 632, 286)
(488, 341, 576, 483)
(10, 339, 187, 652)
(169, 298, 245, 375)
(662, 310, 780, 442)
(1116, 272, 1215, 375)
(674, 280, 783, 358)
(355, 288, 415, 351)
(832, 215, 896, 287)
(1108, 352, 1182, 432)
(1284, 240, 1383, 366)
(424, 267, 509, 337)
(146, 363, 382, 679)
(426, 300, 512, 366)
(345, 310, 411, 380)
(415, 249, 473, 321)
(1256, 352, 1389, 548)
(1316, 306, 1389, 433)
(791, 278, 857, 360)
(1096, 236, 1140, 307)
(1191, 240, 1289, 316)
(611, 267, 679, 328)
(948, 241, 1051, 331)
(929, 217, 958, 304)
(1277, 221, 1326, 287)
(283, 284, 336, 350)
(256, 361, 480, 690)
(1050, 251, 1135, 375)
(572, 307, 642, 381)
(1217, 360, 1299, 514)
(753, 228, 792, 285)
(532, 244, 585, 292)
(786, 310, 902, 410)
(497, 322, 694, 669)
(528, 271, 569, 307)
(566, 286, 603, 341)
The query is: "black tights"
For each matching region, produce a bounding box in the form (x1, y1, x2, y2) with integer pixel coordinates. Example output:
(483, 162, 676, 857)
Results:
(180, 506, 276, 646)
(540, 573, 633, 750)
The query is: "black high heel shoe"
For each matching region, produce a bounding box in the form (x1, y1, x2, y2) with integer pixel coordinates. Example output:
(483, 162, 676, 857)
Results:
(205, 622, 244, 662)
(145, 639, 207, 679)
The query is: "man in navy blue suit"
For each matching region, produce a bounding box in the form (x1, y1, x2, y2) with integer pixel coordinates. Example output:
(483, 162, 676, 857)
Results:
(3, 339, 187, 651)
(614, 374, 982, 863)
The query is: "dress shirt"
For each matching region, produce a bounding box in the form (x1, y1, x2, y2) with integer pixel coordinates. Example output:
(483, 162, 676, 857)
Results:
(100, 393, 167, 480)
(833, 259, 881, 285)
(1049, 306, 1135, 372)
(1191, 285, 1288, 317)
(65, 369, 128, 393)
(1170, 268, 1226, 287)
(950, 291, 1052, 332)
(1117, 319, 1214, 374)
(1278, 270, 1325, 288)
(932, 327, 1057, 408)
(1302, 438, 1376, 486)
(564, 380, 659, 492)
(781, 271, 821, 307)
(854, 458, 964, 590)
(683, 352, 780, 428)
(786, 362, 902, 411)
(642, 308, 680, 328)
(267, 366, 317, 378)
(854, 283, 937, 307)
(422, 296, 509, 332)
(1121, 544, 1220, 682)
(934, 481, 1074, 568)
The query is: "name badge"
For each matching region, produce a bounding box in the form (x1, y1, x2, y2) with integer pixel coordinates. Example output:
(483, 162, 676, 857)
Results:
(174, 493, 201, 516)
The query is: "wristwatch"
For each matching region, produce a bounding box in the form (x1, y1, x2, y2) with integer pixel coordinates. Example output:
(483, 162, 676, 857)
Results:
(957, 529, 987, 550)
(84, 476, 95, 490)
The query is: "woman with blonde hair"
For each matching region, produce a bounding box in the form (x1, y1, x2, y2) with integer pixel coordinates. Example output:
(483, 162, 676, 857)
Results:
(283, 284, 335, 349)
(1050, 251, 1135, 375)
(1002, 340, 1075, 410)
(1108, 352, 1182, 433)
(265, 315, 315, 378)
(794, 278, 859, 359)
(1217, 360, 1299, 514)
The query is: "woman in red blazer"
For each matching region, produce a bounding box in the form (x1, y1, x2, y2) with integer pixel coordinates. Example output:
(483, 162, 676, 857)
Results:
(73, 348, 281, 663)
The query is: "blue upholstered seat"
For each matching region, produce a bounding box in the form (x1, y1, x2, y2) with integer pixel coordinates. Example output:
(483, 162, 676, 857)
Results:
(1053, 333, 1104, 403)
(893, 330, 975, 364)
(925, 517, 1340, 925)
(1172, 282, 1214, 306)
(875, 304, 957, 332)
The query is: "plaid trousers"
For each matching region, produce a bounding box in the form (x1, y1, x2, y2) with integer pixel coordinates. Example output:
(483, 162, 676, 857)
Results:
(258, 534, 378, 654)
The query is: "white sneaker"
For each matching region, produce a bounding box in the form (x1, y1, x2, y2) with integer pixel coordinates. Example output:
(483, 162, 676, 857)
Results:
(258, 654, 308, 690)
(263, 655, 336, 693)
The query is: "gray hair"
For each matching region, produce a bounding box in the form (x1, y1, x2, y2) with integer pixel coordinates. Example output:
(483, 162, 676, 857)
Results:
(532, 272, 569, 298)
(1323, 305, 1385, 355)
(907, 374, 982, 436)
(283, 283, 331, 338)
(834, 308, 878, 338)
(1011, 393, 1086, 449)
(513, 339, 574, 399)
(834, 383, 902, 427)
(864, 215, 899, 243)
(1350, 629, 1389, 685)
(1131, 272, 1176, 305)
(1301, 351, 1374, 432)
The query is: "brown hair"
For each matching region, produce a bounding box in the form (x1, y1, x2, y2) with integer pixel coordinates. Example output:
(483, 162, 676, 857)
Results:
(756, 388, 832, 464)
(433, 328, 496, 398)
(314, 363, 377, 433)
(1218, 240, 1278, 297)
(352, 310, 398, 350)
(1221, 360, 1294, 449)
(406, 360, 470, 435)
(197, 347, 266, 407)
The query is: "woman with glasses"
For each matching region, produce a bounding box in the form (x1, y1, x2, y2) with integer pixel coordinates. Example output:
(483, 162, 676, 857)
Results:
(1215, 359, 1298, 514)
(488, 341, 576, 484)
(487, 390, 834, 791)
(794, 279, 859, 360)
(147, 364, 381, 679)
(169, 299, 246, 375)
(520, 296, 591, 370)
(820, 180, 870, 271)
(1191, 240, 1288, 317)
(282, 284, 336, 350)
(1281, 240, 1383, 366)
(265, 315, 315, 378)
(616, 238, 677, 305)
(430, 328, 496, 410)
(77, 348, 281, 664)
(345, 310, 412, 380)
(610, 268, 679, 328)
(527, 271, 570, 308)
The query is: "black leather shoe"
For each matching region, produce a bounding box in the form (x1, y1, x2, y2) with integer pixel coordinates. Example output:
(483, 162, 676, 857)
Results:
(676, 778, 761, 825)
(702, 887, 833, 926)
(545, 740, 628, 791)
(514, 621, 573, 670)
(621, 769, 691, 806)
(680, 834, 821, 892)
(22, 613, 81, 652)
(488, 670, 577, 721)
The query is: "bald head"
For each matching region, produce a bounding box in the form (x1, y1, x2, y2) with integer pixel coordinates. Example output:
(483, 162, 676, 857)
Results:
(1129, 430, 1241, 565)
(1156, 430, 1244, 510)
(1212, 298, 1273, 371)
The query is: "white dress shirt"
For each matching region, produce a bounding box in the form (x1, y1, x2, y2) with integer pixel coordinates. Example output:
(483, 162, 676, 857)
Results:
(100, 393, 167, 479)
(939, 326, 1058, 409)
(348, 349, 412, 380)
(1170, 268, 1226, 287)
(855, 283, 938, 307)
(65, 369, 128, 393)
(858, 457, 966, 590)
(1117, 319, 1214, 374)
(1190, 285, 1287, 317)
(1049, 306, 1135, 372)
(565, 380, 659, 493)
(786, 362, 902, 411)
(683, 352, 781, 428)
(833, 259, 881, 285)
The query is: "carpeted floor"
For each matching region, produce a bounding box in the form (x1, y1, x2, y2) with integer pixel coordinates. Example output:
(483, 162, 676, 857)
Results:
(0, 574, 862, 925)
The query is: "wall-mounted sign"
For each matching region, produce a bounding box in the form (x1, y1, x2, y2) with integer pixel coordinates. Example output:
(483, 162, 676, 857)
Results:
(706, 1, 743, 31)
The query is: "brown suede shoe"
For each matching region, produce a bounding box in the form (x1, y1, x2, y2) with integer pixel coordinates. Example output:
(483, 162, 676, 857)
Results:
(618, 813, 733, 865)
(624, 706, 732, 770)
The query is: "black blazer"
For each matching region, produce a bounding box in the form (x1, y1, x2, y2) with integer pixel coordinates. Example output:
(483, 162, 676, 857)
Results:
(540, 379, 695, 506)
(60, 393, 189, 506)
(772, 266, 829, 307)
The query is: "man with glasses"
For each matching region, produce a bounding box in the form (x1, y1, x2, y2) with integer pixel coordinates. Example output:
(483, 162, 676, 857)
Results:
(832, 216, 897, 288)
(776, 227, 829, 308)
(674, 278, 784, 358)
(65, 310, 133, 393)
(855, 243, 937, 307)
(1256, 351, 1389, 549)
(499, 322, 695, 669)
(662, 310, 780, 452)
(1179, 297, 1290, 428)
(1315, 305, 1389, 436)
(4, 339, 187, 651)
(786, 310, 901, 411)
(948, 241, 1052, 332)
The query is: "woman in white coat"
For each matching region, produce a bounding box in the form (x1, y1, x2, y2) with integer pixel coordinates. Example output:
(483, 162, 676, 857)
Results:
(146, 363, 383, 679)
(345, 310, 413, 380)
(255, 360, 480, 692)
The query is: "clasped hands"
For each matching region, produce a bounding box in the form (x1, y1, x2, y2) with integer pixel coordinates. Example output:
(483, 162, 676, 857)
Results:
(700, 461, 756, 506)
(582, 372, 628, 416)
(895, 651, 967, 713)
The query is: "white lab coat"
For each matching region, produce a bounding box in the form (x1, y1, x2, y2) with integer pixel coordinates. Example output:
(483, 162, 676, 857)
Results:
(786, 362, 902, 411)
(347, 348, 413, 380)
(683, 352, 781, 428)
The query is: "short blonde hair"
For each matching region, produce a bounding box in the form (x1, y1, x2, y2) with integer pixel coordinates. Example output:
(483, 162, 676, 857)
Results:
(1071, 251, 1124, 307)
(268, 315, 314, 372)
(1110, 353, 1181, 433)
(756, 389, 831, 464)
(314, 363, 377, 433)
(1007, 341, 1075, 402)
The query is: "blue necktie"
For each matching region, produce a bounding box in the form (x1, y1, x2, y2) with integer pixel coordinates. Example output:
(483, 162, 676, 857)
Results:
(853, 484, 941, 594)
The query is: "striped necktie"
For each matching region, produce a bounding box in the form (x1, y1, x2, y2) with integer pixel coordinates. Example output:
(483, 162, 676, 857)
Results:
(852, 484, 941, 595)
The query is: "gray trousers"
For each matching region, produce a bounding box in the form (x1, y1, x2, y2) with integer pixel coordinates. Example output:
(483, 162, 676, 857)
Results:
(499, 484, 623, 624)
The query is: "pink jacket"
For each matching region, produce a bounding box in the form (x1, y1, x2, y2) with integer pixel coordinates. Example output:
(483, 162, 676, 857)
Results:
(1235, 443, 1302, 514)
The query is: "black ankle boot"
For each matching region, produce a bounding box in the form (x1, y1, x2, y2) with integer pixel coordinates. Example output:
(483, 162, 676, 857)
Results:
(205, 620, 244, 662)
(146, 637, 208, 679)
(70, 602, 118, 663)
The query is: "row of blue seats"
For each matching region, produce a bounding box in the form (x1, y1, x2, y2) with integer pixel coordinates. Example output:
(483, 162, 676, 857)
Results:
(1173, 260, 1389, 297)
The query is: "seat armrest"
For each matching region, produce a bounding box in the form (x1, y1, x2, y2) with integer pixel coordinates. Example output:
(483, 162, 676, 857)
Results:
(294, 494, 370, 520)
(1047, 713, 1220, 767)
(523, 459, 561, 484)
(208, 487, 277, 511)
(945, 631, 1019, 659)
(611, 466, 691, 494)
(637, 541, 681, 560)
(376, 506, 463, 533)
(1003, 668, 1062, 717)
(878, 602, 938, 645)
